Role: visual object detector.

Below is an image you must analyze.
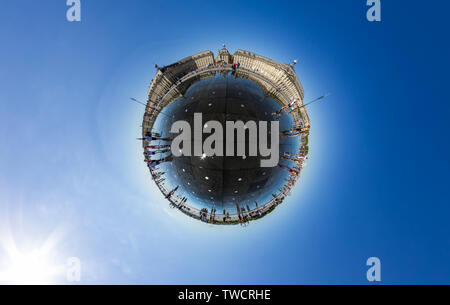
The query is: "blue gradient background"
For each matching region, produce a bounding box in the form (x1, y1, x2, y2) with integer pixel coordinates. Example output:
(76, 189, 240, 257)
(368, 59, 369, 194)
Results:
(0, 0, 449, 284)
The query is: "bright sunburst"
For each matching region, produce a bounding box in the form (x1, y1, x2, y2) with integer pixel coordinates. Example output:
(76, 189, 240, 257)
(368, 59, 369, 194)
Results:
(0, 227, 66, 285)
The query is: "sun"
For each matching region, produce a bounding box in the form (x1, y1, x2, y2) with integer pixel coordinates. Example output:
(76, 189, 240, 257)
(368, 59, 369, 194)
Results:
(0, 249, 64, 285)
(0, 227, 66, 285)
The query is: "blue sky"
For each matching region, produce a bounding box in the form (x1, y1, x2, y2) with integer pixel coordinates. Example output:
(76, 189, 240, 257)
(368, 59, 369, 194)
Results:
(0, 0, 449, 284)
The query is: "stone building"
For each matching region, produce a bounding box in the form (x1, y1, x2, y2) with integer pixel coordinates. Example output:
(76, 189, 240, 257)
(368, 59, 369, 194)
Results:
(143, 46, 309, 138)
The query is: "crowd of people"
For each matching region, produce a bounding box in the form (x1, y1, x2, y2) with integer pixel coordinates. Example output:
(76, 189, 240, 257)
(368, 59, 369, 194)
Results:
(274, 98, 304, 117)
(280, 125, 310, 138)
(140, 132, 173, 170)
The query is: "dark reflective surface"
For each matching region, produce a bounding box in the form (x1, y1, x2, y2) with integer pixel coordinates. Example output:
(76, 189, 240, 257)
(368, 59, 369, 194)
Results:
(152, 73, 300, 211)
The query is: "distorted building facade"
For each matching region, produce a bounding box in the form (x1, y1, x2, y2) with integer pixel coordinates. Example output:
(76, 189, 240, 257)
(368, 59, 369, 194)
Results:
(142, 46, 310, 225)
